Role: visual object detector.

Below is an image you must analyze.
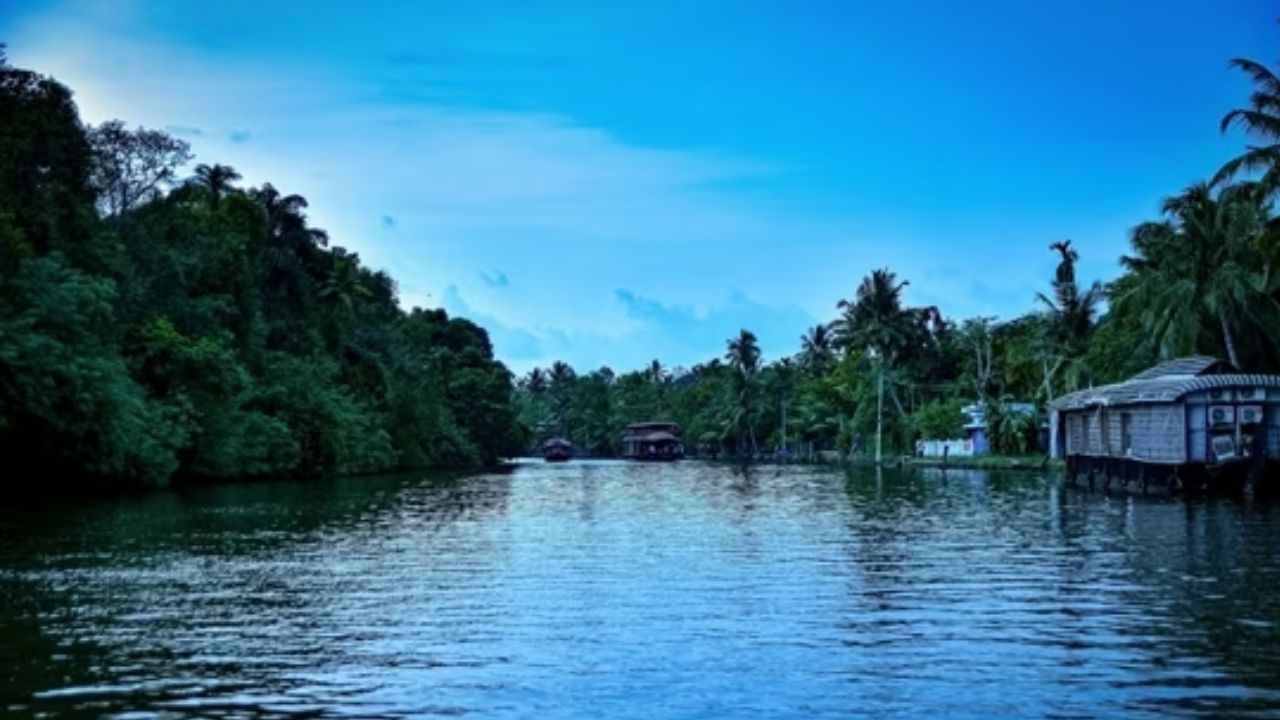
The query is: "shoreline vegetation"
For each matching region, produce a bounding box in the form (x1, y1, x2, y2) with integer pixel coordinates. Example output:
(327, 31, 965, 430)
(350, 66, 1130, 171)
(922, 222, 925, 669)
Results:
(512, 55, 1280, 466)
(3, 47, 1279, 491)
(1, 51, 524, 488)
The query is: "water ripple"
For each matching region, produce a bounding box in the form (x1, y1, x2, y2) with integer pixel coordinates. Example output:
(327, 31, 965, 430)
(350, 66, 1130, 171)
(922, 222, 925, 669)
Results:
(2, 462, 1280, 718)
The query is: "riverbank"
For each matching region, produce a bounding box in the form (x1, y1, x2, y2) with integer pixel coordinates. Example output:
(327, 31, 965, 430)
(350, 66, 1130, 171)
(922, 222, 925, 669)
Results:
(523, 452, 1064, 473)
(904, 454, 1062, 471)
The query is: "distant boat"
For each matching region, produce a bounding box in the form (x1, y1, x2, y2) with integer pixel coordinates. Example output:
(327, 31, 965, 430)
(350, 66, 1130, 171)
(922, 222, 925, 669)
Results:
(542, 438, 573, 462)
(620, 422, 685, 461)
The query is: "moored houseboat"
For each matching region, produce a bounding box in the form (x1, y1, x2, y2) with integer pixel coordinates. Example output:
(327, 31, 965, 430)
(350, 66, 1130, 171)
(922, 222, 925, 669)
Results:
(620, 422, 685, 461)
(542, 438, 574, 462)
(1049, 356, 1280, 493)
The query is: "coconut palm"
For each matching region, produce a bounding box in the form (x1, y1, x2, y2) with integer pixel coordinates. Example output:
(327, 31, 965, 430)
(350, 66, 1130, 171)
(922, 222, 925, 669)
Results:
(648, 359, 666, 385)
(252, 183, 309, 239)
(1215, 58, 1280, 195)
(1114, 181, 1275, 368)
(1035, 242, 1102, 397)
(725, 329, 761, 376)
(549, 361, 575, 386)
(318, 250, 372, 318)
(799, 323, 835, 371)
(725, 330, 761, 455)
(191, 163, 241, 209)
(547, 361, 576, 436)
(1035, 268, 1102, 356)
(1049, 239, 1078, 284)
(524, 367, 547, 395)
(250, 184, 332, 300)
(832, 269, 917, 461)
(833, 268, 913, 361)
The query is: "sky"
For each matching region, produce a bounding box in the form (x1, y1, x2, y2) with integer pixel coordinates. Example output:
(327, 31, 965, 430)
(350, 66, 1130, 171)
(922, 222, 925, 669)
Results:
(2, 1, 1276, 374)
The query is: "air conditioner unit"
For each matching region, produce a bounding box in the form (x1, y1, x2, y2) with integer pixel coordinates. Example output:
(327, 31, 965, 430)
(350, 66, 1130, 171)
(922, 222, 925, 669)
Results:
(1211, 434, 1237, 460)
(1239, 405, 1264, 424)
(1209, 405, 1235, 426)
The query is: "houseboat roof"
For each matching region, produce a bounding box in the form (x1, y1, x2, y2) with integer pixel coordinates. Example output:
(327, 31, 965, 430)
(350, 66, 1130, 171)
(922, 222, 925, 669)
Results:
(542, 437, 573, 448)
(1049, 357, 1280, 412)
(624, 422, 682, 433)
(1129, 355, 1235, 380)
(633, 431, 680, 443)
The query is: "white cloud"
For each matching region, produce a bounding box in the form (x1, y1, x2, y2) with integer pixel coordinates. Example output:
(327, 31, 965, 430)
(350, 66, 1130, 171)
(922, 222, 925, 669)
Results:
(4, 1, 1112, 373)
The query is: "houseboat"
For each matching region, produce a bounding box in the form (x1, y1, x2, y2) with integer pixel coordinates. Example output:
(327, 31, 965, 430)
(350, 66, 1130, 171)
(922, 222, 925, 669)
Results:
(1049, 356, 1280, 493)
(542, 437, 573, 462)
(620, 422, 685, 461)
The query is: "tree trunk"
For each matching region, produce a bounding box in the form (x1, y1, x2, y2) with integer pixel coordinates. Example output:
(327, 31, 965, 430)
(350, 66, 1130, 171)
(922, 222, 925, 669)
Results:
(1219, 309, 1241, 368)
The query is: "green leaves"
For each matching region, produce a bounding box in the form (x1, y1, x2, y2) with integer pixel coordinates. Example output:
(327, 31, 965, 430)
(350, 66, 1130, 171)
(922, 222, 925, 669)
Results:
(0, 255, 182, 485)
(1112, 181, 1276, 369)
(0, 56, 526, 487)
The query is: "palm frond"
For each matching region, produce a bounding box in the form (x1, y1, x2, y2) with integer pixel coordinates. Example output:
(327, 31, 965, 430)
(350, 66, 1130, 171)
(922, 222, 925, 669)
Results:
(1221, 109, 1280, 141)
(1213, 144, 1280, 187)
(1228, 58, 1280, 98)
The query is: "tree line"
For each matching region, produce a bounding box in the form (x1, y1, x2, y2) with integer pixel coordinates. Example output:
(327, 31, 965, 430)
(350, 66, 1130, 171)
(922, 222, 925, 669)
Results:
(0, 51, 526, 487)
(514, 54, 1280, 459)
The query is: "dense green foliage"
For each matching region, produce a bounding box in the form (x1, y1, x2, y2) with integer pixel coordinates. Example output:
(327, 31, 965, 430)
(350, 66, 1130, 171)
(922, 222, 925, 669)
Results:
(514, 54, 1280, 459)
(5, 48, 1280, 475)
(0, 53, 524, 486)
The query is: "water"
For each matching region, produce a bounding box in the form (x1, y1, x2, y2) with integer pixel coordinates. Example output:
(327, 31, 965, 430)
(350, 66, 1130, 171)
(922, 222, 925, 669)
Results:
(3, 461, 1280, 719)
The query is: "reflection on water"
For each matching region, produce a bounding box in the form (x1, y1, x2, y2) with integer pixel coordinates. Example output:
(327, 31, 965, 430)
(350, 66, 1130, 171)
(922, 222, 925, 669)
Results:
(2, 462, 1279, 718)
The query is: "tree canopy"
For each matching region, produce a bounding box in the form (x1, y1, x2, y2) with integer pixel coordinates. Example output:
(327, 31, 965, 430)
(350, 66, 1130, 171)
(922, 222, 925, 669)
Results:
(0, 56, 525, 487)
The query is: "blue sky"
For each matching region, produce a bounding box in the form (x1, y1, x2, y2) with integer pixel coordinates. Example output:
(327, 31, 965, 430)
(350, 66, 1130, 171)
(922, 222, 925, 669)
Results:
(2, 1, 1276, 373)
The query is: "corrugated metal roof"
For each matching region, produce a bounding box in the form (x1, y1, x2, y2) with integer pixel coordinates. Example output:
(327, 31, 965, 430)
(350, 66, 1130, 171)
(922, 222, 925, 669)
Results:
(1050, 373, 1280, 412)
(1129, 355, 1234, 380)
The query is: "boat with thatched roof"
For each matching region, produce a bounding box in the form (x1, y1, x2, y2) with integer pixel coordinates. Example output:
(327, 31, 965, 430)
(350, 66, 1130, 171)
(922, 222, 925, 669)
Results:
(542, 437, 574, 462)
(620, 422, 685, 461)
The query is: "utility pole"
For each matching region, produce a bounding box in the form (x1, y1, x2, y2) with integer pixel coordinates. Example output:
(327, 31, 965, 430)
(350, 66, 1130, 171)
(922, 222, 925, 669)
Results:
(876, 361, 884, 465)
(780, 398, 788, 460)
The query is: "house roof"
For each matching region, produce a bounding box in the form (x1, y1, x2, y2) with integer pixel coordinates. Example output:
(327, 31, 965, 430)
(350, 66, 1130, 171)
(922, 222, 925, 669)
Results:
(1129, 355, 1234, 380)
(542, 438, 573, 448)
(1049, 356, 1280, 412)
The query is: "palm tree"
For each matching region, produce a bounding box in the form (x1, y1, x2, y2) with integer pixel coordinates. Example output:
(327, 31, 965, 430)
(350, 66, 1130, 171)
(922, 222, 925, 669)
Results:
(833, 268, 913, 361)
(832, 269, 916, 462)
(1049, 240, 1078, 284)
(799, 324, 835, 371)
(648, 359, 666, 385)
(1035, 243, 1102, 398)
(725, 329, 761, 455)
(549, 361, 575, 386)
(548, 361, 576, 436)
(725, 329, 761, 376)
(318, 250, 372, 318)
(191, 163, 241, 209)
(1114, 182, 1274, 368)
(1036, 265, 1102, 355)
(524, 367, 547, 395)
(1215, 58, 1280, 196)
(252, 183, 310, 239)
(249, 184, 332, 301)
